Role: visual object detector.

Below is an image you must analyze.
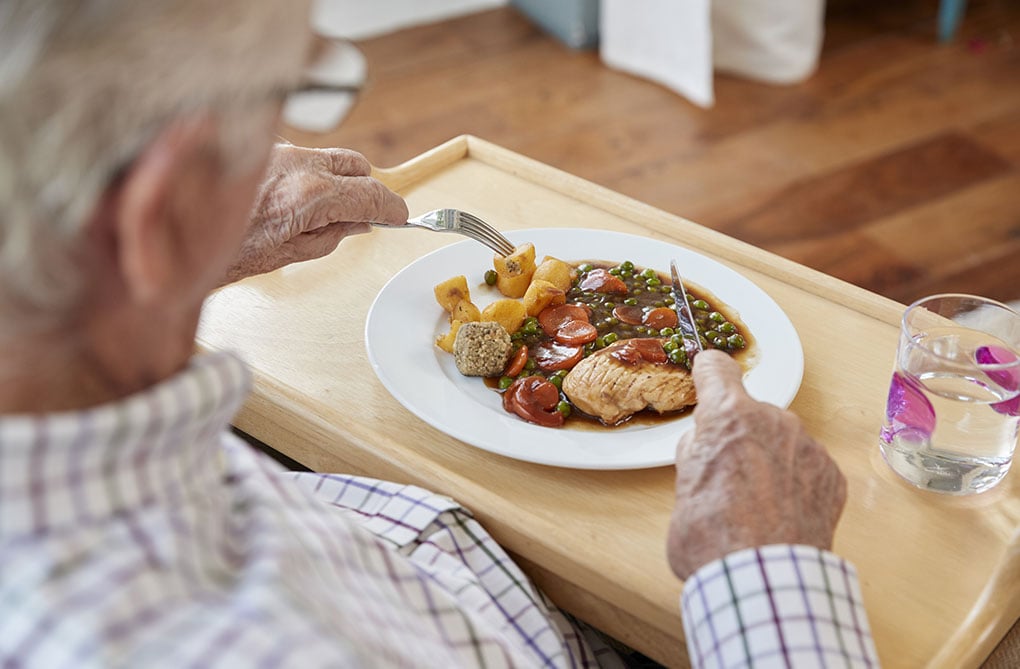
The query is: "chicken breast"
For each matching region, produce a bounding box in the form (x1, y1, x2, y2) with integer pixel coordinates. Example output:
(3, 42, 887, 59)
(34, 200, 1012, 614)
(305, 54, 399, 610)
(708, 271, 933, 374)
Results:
(561, 338, 696, 425)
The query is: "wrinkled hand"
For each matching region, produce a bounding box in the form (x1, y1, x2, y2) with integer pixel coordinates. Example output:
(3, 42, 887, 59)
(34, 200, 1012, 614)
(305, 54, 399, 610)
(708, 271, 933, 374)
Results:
(667, 350, 847, 580)
(224, 144, 408, 283)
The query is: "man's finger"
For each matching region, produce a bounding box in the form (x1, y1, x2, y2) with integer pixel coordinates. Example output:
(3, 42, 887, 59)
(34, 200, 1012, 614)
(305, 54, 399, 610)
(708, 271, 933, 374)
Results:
(690, 350, 748, 408)
(318, 147, 372, 177)
(289, 221, 372, 262)
(325, 176, 409, 225)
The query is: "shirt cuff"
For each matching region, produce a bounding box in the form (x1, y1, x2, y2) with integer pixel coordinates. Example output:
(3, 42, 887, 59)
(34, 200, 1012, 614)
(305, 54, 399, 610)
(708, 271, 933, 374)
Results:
(680, 544, 880, 669)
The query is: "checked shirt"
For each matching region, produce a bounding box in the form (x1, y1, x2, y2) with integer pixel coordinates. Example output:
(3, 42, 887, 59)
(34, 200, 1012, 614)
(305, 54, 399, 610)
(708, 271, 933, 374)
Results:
(0, 352, 619, 668)
(0, 350, 878, 668)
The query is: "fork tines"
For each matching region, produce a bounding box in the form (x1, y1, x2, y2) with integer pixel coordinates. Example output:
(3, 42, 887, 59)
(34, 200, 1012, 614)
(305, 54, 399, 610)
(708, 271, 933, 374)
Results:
(458, 212, 516, 256)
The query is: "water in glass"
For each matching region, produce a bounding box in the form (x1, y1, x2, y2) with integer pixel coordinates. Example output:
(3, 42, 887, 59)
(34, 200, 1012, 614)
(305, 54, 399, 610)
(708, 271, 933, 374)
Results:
(881, 325, 1020, 494)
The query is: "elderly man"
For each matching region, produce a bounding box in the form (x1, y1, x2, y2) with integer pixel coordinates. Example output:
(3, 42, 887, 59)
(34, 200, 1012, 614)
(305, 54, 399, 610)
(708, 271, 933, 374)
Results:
(0, 1, 878, 667)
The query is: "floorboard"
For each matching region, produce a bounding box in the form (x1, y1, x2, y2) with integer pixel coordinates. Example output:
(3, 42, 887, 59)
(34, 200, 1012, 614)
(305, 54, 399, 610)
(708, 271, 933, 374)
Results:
(285, 0, 1020, 305)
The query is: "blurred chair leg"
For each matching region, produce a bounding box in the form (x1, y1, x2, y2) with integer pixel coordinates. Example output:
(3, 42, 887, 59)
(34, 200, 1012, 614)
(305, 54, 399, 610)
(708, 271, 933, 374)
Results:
(938, 0, 968, 42)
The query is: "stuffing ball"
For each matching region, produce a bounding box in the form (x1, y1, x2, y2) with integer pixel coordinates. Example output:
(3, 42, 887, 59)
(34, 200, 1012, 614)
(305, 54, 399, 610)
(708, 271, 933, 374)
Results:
(453, 322, 512, 377)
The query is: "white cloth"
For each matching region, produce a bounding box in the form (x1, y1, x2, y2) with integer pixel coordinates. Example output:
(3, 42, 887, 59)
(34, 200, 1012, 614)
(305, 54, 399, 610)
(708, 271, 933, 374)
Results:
(599, 0, 825, 107)
(282, 39, 364, 133)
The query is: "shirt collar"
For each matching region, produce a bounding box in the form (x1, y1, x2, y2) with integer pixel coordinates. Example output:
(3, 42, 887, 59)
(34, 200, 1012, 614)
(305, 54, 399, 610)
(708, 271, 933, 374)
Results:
(0, 351, 250, 539)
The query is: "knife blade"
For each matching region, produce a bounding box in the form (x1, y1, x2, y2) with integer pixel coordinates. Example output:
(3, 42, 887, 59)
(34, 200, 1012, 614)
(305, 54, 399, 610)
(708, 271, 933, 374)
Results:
(670, 259, 704, 353)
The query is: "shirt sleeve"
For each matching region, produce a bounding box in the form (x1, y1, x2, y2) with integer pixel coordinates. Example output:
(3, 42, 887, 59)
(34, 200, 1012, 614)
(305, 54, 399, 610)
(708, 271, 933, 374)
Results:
(680, 544, 880, 669)
(286, 472, 464, 549)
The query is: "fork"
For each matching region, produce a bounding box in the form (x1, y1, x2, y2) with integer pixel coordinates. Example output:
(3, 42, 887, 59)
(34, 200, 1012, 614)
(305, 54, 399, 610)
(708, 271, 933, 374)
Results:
(372, 208, 516, 257)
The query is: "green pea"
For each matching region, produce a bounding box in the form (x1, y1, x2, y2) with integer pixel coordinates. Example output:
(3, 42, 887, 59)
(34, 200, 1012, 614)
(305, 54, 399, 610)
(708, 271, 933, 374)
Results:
(484, 269, 498, 286)
(521, 317, 539, 335)
(549, 375, 563, 390)
(665, 296, 675, 305)
(709, 311, 725, 324)
(524, 358, 537, 371)
(646, 277, 661, 287)
(712, 337, 726, 349)
(668, 348, 688, 366)
(603, 332, 619, 345)
(631, 286, 642, 293)
(692, 299, 709, 310)
(556, 401, 572, 418)
(620, 260, 635, 272)
(640, 267, 657, 279)
(703, 330, 719, 341)
(635, 325, 647, 334)
(578, 263, 594, 273)
(511, 332, 523, 341)
(498, 376, 514, 390)
(582, 291, 594, 299)
(660, 285, 672, 293)
(604, 317, 619, 326)
(659, 327, 675, 336)
(727, 334, 746, 349)
(719, 322, 736, 334)
(604, 302, 615, 309)
(663, 340, 678, 353)
(609, 267, 622, 276)
(624, 298, 638, 306)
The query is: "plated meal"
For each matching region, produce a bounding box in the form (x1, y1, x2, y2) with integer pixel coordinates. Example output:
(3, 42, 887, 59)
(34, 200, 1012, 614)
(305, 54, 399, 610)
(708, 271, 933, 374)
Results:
(364, 228, 803, 469)
(432, 242, 752, 429)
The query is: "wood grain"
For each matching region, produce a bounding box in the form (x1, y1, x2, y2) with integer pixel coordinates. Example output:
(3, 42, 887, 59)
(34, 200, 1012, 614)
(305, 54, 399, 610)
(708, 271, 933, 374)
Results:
(285, 0, 1020, 306)
(198, 136, 1020, 668)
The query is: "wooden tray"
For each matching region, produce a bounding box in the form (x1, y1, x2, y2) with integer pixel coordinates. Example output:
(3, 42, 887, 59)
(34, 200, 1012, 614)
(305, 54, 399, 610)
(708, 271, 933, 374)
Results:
(197, 136, 1020, 668)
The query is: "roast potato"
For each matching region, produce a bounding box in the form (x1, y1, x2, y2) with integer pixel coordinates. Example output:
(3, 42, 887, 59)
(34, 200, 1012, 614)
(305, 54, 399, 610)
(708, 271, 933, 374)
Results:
(480, 299, 527, 334)
(451, 299, 482, 323)
(532, 257, 574, 293)
(434, 275, 470, 313)
(435, 319, 465, 353)
(493, 243, 536, 298)
(522, 279, 566, 317)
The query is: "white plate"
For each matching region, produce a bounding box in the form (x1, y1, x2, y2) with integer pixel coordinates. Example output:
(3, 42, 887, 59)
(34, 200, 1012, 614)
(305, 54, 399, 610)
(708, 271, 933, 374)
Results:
(365, 228, 803, 469)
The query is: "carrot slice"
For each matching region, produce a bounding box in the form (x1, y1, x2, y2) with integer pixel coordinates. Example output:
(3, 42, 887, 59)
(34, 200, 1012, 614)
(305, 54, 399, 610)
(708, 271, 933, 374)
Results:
(612, 305, 644, 325)
(502, 376, 565, 427)
(555, 321, 598, 346)
(643, 307, 679, 330)
(531, 341, 584, 372)
(503, 345, 529, 377)
(538, 304, 589, 336)
(607, 338, 668, 365)
(578, 269, 628, 294)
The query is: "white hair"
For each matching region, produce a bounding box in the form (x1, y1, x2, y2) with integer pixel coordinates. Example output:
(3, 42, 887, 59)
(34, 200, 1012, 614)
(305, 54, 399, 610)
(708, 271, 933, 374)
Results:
(0, 0, 311, 321)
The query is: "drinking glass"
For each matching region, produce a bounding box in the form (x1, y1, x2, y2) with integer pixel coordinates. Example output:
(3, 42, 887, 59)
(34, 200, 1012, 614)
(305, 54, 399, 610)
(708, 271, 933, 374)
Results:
(880, 294, 1020, 495)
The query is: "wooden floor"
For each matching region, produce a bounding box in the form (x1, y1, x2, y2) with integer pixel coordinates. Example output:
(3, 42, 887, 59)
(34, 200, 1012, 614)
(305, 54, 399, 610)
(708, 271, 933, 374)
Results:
(287, 0, 1020, 306)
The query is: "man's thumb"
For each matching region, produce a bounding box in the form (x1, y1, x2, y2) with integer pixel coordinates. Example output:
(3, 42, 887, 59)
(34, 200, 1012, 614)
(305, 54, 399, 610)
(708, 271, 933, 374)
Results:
(691, 350, 747, 407)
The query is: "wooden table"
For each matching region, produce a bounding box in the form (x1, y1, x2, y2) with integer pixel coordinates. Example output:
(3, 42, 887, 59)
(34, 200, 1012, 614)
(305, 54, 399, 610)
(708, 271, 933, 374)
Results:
(197, 136, 1020, 668)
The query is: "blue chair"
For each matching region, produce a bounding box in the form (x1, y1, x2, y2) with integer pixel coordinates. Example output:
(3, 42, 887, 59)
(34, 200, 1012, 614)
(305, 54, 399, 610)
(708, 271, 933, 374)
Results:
(938, 0, 967, 42)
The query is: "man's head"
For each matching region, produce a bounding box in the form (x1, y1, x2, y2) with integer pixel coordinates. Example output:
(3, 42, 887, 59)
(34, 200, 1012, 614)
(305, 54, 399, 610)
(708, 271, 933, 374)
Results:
(0, 0, 312, 329)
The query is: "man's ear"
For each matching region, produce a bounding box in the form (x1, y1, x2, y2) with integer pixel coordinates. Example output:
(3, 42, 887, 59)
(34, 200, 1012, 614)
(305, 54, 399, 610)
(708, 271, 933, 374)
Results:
(114, 117, 218, 305)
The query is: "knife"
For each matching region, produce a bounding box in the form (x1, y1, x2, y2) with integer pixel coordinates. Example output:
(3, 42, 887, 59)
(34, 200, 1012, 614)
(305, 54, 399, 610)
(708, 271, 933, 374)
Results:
(669, 259, 704, 353)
